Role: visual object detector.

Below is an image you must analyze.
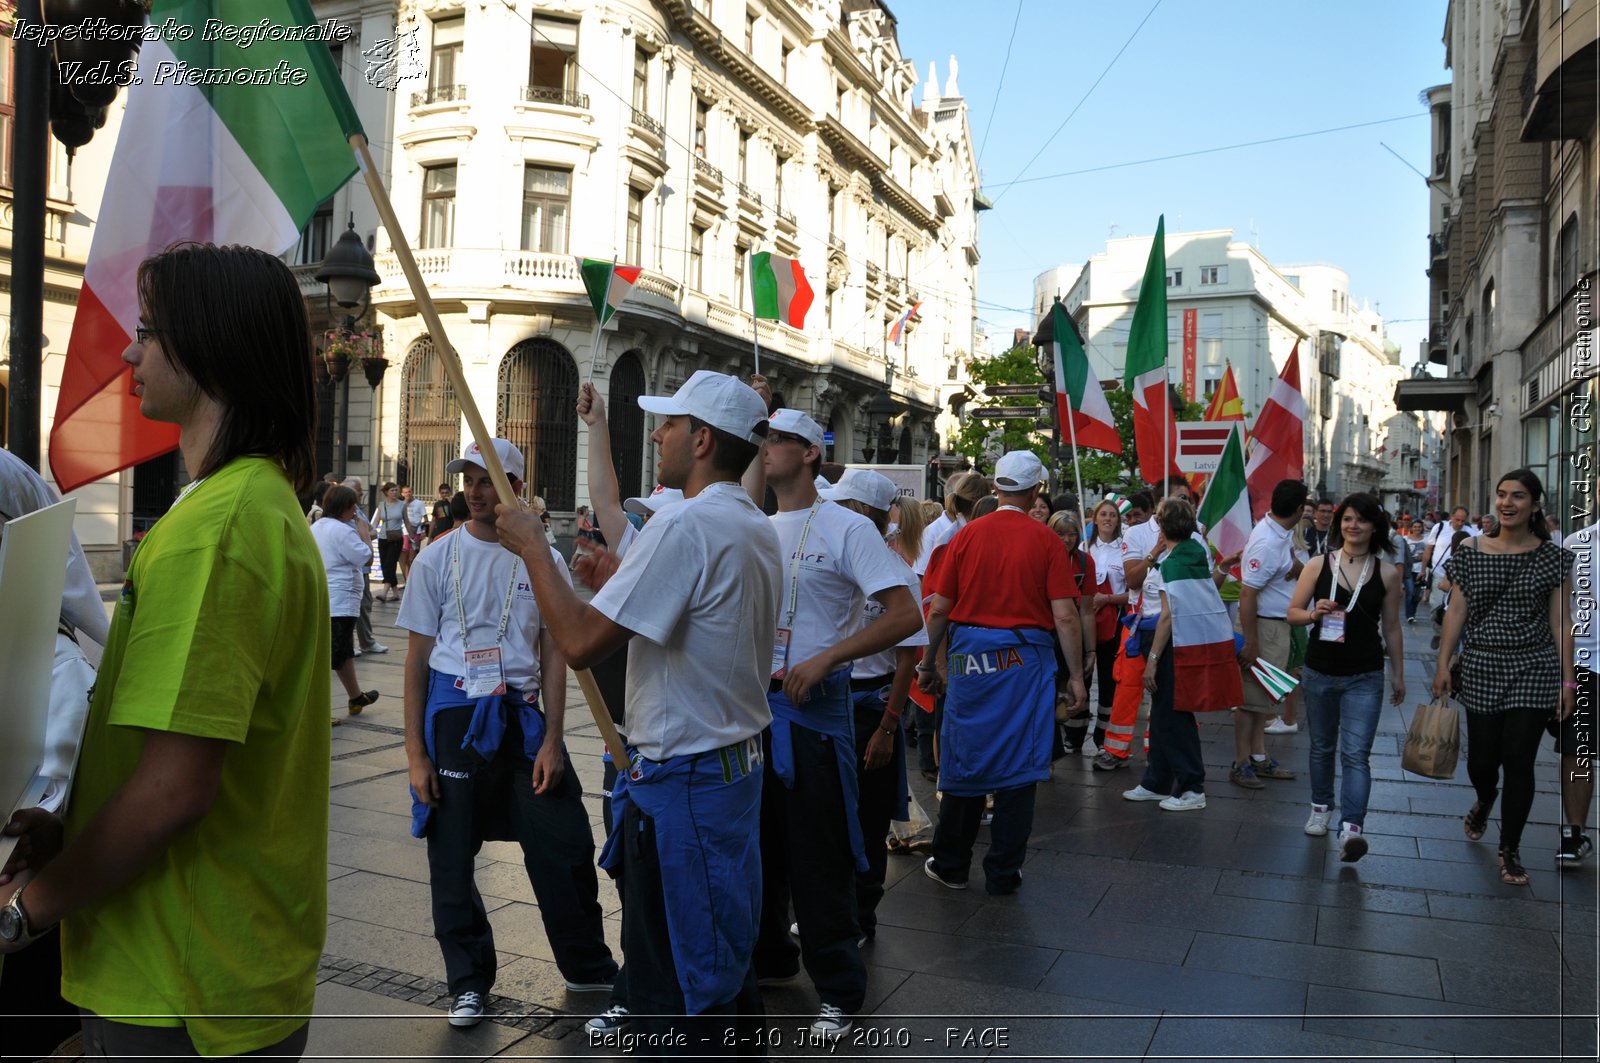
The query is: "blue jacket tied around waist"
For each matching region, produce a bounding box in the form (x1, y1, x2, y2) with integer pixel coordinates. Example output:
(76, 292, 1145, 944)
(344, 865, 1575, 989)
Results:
(940, 625, 1057, 796)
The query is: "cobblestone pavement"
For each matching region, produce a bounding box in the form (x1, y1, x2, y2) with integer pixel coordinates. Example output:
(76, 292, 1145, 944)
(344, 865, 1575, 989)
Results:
(312, 599, 1596, 1061)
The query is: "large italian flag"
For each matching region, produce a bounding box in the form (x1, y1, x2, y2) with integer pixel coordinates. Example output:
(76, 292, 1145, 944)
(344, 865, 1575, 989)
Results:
(1051, 303, 1120, 454)
(49, 0, 363, 493)
(1123, 216, 1184, 486)
(1161, 538, 1244, 712)
(1195, 425, 1251, 562)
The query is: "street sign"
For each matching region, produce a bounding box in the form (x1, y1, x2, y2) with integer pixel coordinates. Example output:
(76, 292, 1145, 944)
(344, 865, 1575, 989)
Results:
(1413, 479, 1428, 490)
(1174, 421, 1245, 473)
(975, 406, 1045, 420)
(823, 431, 835, 445)
(985, 384, 1043, 398)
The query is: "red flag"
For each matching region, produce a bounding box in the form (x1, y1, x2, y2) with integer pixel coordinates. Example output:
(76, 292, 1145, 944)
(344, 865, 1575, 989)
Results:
(1191, 361, 1245, 496)
(1244, 342, 1306, 519)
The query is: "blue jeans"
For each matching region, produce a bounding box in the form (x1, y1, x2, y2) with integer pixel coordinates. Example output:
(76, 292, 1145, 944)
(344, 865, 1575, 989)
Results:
(1301, 666, 1384, 827)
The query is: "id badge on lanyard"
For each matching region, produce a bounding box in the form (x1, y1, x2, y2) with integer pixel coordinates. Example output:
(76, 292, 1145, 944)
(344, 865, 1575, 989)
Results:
(773, 501, 822, 681)
(464, 646, 507, 696)
(1318, 609, 1347, 642)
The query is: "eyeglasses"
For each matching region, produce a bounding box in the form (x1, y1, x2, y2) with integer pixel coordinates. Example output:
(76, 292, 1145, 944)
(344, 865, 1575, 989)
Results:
(767, 431, 809, 446)
(135, 326, 164, 345)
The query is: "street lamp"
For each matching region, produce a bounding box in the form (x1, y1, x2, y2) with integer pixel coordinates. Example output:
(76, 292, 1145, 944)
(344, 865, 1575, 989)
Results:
(314, 218, 382, 478)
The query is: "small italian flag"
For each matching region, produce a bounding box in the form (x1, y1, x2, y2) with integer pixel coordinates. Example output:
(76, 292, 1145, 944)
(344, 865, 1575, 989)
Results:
(1161, 539, 1244, 713)
(50, 0, 364, 493)
(1250, 659, 1299, 703)
(1051, 303, 1121, 454)
(576, 258, 642, 327)
(750, 252, 814, 328)
(1196, 426, 1251, 561)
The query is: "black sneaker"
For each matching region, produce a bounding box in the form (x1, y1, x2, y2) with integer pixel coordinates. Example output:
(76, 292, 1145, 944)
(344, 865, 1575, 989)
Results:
(1556, 825, 1594, 867)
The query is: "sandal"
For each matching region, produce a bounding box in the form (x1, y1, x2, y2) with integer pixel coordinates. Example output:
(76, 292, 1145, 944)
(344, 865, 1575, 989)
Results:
(1463, 801, 1491, 841)
(348, 689, 380, 715)
(1498, 847, 1529, 885)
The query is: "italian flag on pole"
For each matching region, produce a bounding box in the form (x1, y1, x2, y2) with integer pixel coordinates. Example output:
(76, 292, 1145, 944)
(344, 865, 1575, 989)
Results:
(1123, 215, 1184, 485)
(1050, 304, 1121, 453)
(49, 0, 364, 493)
(1160, 538, 1245, 713)
(750, 252, 814, 328)
(1195, 425, 1251, 562)
(576, 258, 642, 326)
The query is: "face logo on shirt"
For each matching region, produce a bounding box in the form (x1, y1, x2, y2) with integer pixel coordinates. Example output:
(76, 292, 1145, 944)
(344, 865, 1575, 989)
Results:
(791, 550, 827, 565)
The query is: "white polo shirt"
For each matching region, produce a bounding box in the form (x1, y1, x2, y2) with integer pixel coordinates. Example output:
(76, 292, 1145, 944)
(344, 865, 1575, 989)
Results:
(1241, 517, 1296, 619)
(1087, 535, 1127, 597)
(1123, 521, 1206, 619)
(590, 481, 781, 761)
(852, 562, 928, 680)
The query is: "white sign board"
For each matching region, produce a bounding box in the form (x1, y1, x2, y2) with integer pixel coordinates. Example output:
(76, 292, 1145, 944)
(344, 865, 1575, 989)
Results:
(1175, 421, 1245, 474)
(846, 464, 925, 499)
(0, 498, 78, 868)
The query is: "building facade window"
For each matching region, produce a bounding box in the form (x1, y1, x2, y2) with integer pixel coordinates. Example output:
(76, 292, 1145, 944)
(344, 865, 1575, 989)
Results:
(745, 9, 757, 53)
(625, 187, 644, 265)
(528, 16, 579, 95)
(632, 47, 649, 112)
(429, 15, 464, 90)
(737, 129, 749, 184)
(498, 339, 578, 512)
(774, 154, 786, 210)
(1557, 213, 1580, 298)
(0, 32, 13, 188)
(421, 164, 456, 248)
(694, 98, 709, 156)
(1481, 280, 1495, 351)
(734, 241, 747, 310)
(1165, 268, 1182, 287)
(1199, 265, 1227, 285)
(689, 224, 706, 290)
(521, 165, 570, 253)
(401, 337, 462, 498)
(609, 351, 647, 500)
(294, 199, 334, 266)
(780, 41, 793, 85)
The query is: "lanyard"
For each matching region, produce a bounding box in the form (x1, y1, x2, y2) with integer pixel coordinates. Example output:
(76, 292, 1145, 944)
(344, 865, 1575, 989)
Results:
(997, 504, 1026, 513)
(1334, 549, 1373, 609)
(168, 476, 209, 513)
(782, 499, 824, 628)
(451, 529, 519, 649)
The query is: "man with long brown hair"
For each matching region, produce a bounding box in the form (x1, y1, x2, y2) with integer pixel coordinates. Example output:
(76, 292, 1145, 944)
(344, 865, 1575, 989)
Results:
(1, 244, 330, 1058)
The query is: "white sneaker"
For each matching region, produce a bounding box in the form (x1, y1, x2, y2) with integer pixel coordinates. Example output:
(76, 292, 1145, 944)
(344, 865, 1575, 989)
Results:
(363, 642, 389, 654)
(1338, 822, 1368, 862)
(812, 1003, 852, 1039)
(1159, 790, 1207, 812)
(1305, 804, 1334, 836)
(1264, 717, 1300, 735)
(448, 990, 484, 1027)
(563, 977, 616, 993)
(1122, 785, 1166, 802)
(789, 921, 800, 938)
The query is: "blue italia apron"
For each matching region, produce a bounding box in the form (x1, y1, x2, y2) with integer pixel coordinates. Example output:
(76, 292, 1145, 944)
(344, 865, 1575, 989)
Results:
(939, 624, 1057, 796)
(598, 738, 764, 1015)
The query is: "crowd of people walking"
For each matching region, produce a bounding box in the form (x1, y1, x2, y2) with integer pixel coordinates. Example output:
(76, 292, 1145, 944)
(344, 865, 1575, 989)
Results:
(0, 272, 1592, 1058)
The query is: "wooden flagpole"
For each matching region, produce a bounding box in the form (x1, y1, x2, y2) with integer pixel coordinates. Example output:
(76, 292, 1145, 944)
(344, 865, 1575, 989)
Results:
(351, 134, 628, 767)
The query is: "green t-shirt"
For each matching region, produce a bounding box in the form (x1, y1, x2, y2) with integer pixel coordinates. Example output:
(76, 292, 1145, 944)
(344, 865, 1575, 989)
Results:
(60, 457, 331, 1056)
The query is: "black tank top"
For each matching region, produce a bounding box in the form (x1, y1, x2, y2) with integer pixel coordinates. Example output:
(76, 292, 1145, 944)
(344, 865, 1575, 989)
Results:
(1305, 553, 1387, 676)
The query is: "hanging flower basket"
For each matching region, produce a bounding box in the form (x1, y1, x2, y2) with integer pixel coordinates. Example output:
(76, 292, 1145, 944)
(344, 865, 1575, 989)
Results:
(360, 357, 391, 389)
(322, 329, 381, 384)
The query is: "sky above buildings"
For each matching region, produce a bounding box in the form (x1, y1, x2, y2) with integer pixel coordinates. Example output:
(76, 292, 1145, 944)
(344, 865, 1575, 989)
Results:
(896, 0, 1447, 361)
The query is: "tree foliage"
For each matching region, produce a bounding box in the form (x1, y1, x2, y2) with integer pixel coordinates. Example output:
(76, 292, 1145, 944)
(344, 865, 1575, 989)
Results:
(952, 343, 1206, 497)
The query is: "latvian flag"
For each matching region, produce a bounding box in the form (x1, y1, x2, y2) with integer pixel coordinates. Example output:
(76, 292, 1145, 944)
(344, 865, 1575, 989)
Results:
(1161, 538, 1244, 712)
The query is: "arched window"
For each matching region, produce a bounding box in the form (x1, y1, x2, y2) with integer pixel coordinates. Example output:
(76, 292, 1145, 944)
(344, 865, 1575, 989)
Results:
(399, 337, 461, 495)
(609, 350, 647, 499)
(498, 338, 578, 510)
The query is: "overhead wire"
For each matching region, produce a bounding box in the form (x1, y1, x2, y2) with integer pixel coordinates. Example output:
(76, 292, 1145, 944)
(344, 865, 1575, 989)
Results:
(974, 0, 1025, 170)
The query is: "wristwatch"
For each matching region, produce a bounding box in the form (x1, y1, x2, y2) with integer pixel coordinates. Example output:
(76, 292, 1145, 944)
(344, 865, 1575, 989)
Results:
(0, 884, 42, 948)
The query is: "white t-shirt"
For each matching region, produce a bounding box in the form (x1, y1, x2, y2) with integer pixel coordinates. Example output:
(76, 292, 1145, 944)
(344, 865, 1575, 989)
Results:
(591, 481, 781, 761)
(1427, 521, 1482, 578)
(1087, 535, 1127, 596)
(915, 512, 954, 576)
(311, 518, 372, 618)
(771, 500, 913, 664)
(396, 526, 570, 695)
(1123, 521, 1205, 619)
(1569, 523, 1600, 671)
(1241, 517, 1296, 619)
(405, 498, 428, 532)
(852, 563, 928, 680)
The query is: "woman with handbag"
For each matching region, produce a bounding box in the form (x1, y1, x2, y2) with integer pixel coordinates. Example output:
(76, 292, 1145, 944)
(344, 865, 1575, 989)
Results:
(374, 481, 407, 601)
(1286, 494, 1405, 863)
(1432, 469, 1575, 885)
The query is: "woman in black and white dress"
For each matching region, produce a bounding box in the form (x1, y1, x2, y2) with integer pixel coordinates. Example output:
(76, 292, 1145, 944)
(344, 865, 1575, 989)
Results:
(1432, 469, 1574, 885)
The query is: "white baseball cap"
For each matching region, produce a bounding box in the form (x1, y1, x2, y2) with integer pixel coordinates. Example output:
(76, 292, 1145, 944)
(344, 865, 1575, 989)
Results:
(638, 370, 769, 445)
(768, 408, 825, 448)
(993, 450, 1046, 491)
(822, 468, 898, 512)
(445, 438, 525, 480)
(623, 485, 686, 516)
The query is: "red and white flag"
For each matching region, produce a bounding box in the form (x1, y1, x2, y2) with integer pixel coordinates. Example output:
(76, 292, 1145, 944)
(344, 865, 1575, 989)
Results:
(1244, 342, 1306, 519)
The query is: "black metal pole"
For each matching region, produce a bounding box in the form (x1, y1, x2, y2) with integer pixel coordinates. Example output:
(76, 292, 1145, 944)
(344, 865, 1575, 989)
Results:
(8, 0, 49, 469)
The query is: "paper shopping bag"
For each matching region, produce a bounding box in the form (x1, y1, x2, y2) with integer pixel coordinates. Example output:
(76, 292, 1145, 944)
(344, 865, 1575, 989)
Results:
(1401, 698, 1461, 779)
